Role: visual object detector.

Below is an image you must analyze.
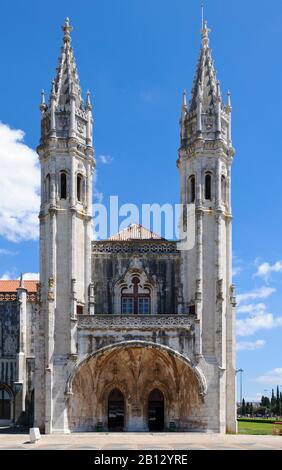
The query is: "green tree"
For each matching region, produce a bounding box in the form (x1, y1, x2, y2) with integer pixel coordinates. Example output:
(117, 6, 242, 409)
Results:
(242, 398, 246, 416)
(271, 389, 276, 413)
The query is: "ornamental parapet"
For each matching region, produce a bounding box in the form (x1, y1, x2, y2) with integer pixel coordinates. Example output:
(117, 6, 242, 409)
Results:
(77, 314, 193, 330)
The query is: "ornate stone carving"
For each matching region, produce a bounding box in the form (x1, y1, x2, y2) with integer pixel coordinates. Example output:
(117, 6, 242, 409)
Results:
(77, 314, 192, 330)
(216, 279, 224, 301)
(48, 276, 55, 288)
(230, 284, 236, 307)
(92, 241, 179, 254)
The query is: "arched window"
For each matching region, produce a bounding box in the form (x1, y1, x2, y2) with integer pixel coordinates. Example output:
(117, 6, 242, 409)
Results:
(0, 385, 12, 421)
(188, 175, 195, 203)
(221, 175, 227, 204)
(205, 173, 212, 200)
(45, 174, 50, 202)
(60, 172, 67, 199)
(77, 174, 83, 203)
(121, 276, 151, 314)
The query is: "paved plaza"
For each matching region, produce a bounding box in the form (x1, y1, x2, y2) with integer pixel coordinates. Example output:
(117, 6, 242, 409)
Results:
(0, 432, 281, 450)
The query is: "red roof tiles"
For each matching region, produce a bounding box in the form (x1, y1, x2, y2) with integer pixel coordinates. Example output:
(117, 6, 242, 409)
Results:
(0, 280, 38, 293)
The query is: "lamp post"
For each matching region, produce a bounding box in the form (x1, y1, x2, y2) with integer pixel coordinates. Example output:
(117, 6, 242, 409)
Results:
(236, 369, 244, 406)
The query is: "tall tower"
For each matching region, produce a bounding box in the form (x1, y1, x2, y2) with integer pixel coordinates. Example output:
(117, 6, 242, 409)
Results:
(35, 19, 94, 433)
(177, 21, 236, 432)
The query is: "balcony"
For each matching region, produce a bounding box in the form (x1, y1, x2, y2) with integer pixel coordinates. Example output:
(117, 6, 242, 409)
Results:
(77, 314, 193, 331)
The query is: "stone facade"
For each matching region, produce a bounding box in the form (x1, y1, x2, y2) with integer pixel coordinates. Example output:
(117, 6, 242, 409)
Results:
(0, 279, 38, 426)
(0, 18, 237, 433)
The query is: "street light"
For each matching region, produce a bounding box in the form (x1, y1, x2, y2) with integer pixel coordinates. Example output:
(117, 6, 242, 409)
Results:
(236, 369, 244, 406)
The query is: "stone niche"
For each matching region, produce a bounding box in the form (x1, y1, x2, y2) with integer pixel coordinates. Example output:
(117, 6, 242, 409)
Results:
(67, 344, 207, 432)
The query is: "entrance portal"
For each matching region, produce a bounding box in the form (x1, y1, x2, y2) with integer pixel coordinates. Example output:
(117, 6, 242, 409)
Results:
(0, 386, 12, 423)
(148, 388, 164, 431)
(108, 388, 125, 431)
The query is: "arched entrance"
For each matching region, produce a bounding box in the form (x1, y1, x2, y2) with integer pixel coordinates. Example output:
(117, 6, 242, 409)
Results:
(148, 388, 164, 431)
(108, 388, 125, 431)
(67, 341, 207, 432)
(0, 385, 13, 424)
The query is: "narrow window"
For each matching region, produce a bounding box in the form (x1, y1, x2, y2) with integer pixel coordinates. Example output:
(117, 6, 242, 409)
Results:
(221, 175, 227, 204)
(76, 305, 83, 315)
(77, 174, 83, 202)
(205, 173, 212, 200)
(45, 174, 50, 202)
(60, 172, 67, 199)
(188, 175, 195, 203)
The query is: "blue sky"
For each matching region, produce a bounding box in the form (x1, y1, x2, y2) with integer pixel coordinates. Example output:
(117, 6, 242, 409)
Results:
(0, 0, 282, 402)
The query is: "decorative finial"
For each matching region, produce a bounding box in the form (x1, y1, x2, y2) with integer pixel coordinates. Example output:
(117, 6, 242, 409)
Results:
(182, 89, 187, 107)
(62, 17, 73, 43)
(20, 273, 24, 289)
(227, 90, 232, 110)
(50, 80, 56, 100)
(216, 80, 221, 100)
(201, 19, 211, 47)
(85, 90, 92, 110)
(40, 90, 47, 112)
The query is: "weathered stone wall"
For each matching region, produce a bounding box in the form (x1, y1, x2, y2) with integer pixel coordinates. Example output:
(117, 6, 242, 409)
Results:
(0, 299, 36, 425)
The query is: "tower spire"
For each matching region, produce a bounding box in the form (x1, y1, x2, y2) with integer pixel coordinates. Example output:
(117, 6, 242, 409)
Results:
(179, 18, 232, 147)
(39, 19, 93, 145)
(50, 17, 83, 109)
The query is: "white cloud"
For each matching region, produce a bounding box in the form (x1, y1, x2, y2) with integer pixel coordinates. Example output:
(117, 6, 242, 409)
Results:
(237, 302, 267, 314)
(0, 270, 39, 280)
(93, 171, 103, 203)
(0, 248, 15, 256)
(20, 272, 39, 280)
(98, 154, 113, 164)
(256, 368, 282, 385)
(237, 286, 276, 304)
(0, 122, 40, 242)
(232, 266, 242, 277)
(254, 261, 282, 281)
(237, 339, 265, 351)
(237, 307, 282, 337)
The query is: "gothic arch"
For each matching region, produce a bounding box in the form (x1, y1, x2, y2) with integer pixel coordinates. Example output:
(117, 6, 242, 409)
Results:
(0, 383, 14, 423)
(66, 340, 207, 398)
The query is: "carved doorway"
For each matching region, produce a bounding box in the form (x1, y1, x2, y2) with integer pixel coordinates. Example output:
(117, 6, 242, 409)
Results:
(108, 388, 125, 431)
(148, 388, 164, 431)
(0, 385, 12, 424)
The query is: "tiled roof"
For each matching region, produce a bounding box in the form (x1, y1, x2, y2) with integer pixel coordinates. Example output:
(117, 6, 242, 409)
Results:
(109, 224, 163, 241)
(0, 280, 38, 293)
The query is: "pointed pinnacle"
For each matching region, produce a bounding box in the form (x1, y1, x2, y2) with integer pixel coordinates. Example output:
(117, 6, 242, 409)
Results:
(226, 90, 232, 111)
(216, 80, 221, 100)
(201, 19, 211, 47)
(182, 89, 187, 107)
(40, 90, 47, 111)
(62, 17, 73, 43)
(20, 273, 24, 289)
(85, 90, 92, 110)
(50, 80, 56, 103)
